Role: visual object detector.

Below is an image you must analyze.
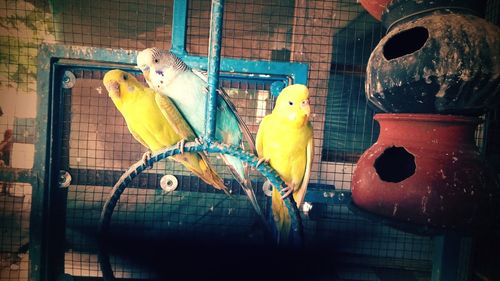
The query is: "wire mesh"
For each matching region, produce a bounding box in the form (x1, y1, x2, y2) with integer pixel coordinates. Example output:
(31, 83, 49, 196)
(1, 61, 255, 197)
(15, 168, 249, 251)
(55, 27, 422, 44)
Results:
(1, 0, 499, 280)
(50, 0, 173, 50)
(486, 0, 500, 26)
(59, 68, 271, 278)
(53, 0, 434, 279)
(0, 183, 31, 281)
(187, 0, 295, 61)
(0, 1, 45, 279)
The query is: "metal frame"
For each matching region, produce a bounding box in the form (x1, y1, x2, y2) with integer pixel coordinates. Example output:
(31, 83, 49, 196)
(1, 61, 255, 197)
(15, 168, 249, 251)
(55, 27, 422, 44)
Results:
(432, 234, 465, 281)
(171, 0, 309, 86)
(33, 43, 305, 279)
(33, 44, 139, 281)
(205, 0, 225, 141)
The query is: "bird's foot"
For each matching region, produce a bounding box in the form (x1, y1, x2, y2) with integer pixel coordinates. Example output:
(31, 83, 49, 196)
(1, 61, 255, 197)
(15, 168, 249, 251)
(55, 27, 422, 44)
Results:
(280, 183, 295, 199)
(141, 151, 153, 169)
(195, 137, 204, 145)
(176, 139, 186, 154)
(256, 158, 270, 167)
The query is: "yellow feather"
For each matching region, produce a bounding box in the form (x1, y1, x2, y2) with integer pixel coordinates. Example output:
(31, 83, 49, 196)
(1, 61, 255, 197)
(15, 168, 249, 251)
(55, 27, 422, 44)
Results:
(103, 69, 228, 192)
(256, 84, 314, 243)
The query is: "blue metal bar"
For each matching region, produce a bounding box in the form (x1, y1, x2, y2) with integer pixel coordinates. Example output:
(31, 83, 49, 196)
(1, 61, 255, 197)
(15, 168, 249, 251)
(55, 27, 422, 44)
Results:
(34, 44, 137, 281)
(180, 54, 309, 85)
(38, 44, 137, 65)
(170, 0, 188, 56)
(46, 65, 68, 281)
(31, 47, 52, 281)
(35, 44, 307, 85)
(305, 189, 349, 204)
(432, 234, 462, 281)
(205, 0, 225, 142)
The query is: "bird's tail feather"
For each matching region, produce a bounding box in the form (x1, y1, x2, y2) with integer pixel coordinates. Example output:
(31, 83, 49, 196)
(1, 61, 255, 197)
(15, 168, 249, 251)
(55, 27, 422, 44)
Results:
(171, 153, 229, 194)
(220, 154, 268, 227)
(271, 187, 291, 244)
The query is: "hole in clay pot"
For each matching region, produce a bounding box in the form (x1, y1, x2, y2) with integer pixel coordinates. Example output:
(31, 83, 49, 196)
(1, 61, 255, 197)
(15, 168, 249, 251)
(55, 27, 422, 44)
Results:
(374, 146, 416, 183)
(383, 26, 429, 60)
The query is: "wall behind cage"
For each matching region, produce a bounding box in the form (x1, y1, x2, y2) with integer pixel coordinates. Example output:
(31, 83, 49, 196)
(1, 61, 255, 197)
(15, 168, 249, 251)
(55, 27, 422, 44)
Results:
(2, 0, 386, 189)
(184, 0, 385, 189)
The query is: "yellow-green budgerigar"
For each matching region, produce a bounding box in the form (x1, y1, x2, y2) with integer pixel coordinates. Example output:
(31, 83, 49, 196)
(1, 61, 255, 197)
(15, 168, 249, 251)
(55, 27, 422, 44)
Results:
(103, 69, 228, 193)
(136, 48, 265, 222)
(256, 84, 314, 244)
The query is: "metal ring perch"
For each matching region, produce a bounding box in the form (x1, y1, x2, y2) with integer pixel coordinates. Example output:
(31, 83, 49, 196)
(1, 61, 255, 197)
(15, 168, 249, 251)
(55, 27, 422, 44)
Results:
(98, 140, 304, 281)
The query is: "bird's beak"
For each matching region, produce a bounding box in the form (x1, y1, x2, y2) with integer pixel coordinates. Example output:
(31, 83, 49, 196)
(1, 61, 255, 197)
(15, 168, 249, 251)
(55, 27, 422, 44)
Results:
(139, 65, 150, 79)
(143, 70, 150, 84)
(301, 99, 311, 117)
(104, 81, 120, 98)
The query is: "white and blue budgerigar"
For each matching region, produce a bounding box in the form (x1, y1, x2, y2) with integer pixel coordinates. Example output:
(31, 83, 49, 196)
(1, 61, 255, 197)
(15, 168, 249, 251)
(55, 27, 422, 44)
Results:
(137, 48, 264, 222)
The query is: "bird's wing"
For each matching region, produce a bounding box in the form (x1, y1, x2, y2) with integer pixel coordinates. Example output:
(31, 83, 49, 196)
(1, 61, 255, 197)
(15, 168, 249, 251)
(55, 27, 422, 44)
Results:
(128, 124, 150, 150)
(191, 68, 256, 153)
(155, 92, 229, 193)
(293, 132, 314, 208)
(154, 93, 196, 141)
(255, 115, 268, 158)
(218, 86, 256, 154)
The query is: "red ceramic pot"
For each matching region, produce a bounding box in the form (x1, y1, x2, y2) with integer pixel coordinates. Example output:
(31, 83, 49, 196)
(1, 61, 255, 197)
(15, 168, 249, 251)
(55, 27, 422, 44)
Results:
(359, 0, 392, 21)
(352, 113, 498, 230)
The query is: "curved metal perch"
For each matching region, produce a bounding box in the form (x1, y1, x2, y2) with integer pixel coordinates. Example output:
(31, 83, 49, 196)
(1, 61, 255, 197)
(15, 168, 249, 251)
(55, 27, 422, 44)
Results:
(98, 140, 304, 280)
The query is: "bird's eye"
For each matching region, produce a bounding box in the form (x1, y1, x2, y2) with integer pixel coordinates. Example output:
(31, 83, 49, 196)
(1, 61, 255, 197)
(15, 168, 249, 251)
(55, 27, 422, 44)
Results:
(154, 59, 159, 63)
(288, 101, 294, 106)
(123, 75, 128, 80)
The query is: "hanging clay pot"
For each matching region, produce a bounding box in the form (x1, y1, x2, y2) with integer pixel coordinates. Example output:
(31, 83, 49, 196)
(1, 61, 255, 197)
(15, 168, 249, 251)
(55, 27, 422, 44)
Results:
(359, 0, 392, 21)
(351, 113, 499, 230)
(365, 0, 500, 115)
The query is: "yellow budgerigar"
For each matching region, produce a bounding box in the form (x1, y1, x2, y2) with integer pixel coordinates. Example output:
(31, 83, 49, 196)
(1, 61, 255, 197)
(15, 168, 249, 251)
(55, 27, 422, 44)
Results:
(256, 84, 314, 244)
(103, 69, 228, 193)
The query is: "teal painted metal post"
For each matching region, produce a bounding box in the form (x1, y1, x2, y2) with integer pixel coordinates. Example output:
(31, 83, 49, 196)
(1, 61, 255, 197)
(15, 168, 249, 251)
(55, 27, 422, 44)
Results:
(432, 234, 462, 281)
(205, 0, 224, 142)
(170, 0, 188, 56)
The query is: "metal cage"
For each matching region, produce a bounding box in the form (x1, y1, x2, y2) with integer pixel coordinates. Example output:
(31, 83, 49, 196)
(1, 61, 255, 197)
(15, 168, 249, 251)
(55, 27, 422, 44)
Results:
(0, 0, 499, 281)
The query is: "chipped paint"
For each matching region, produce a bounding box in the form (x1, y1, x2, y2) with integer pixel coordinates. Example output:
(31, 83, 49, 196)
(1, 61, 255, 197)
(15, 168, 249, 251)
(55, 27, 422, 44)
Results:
(392, 203, 399, 216)
(353, 113, 499, 229)
(205, 0, 225, 141)
(421, 196, 428, 214)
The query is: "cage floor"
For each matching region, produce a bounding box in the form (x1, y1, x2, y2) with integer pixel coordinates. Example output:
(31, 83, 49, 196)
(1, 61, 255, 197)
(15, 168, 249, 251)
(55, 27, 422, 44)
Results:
(0, 185, 433, 281)
(62, 249, 431, 281)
